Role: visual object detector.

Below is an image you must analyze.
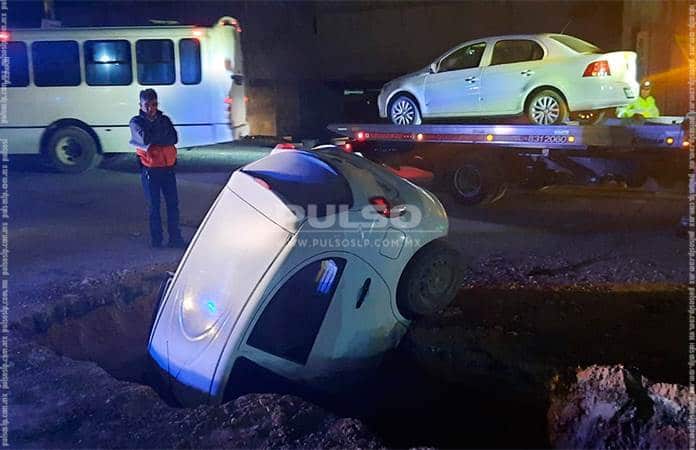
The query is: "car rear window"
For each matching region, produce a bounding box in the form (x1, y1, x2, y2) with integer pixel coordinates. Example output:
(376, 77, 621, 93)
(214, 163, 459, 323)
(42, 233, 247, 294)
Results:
(550, 35, 601, 54)
(241, 151, 353, 217)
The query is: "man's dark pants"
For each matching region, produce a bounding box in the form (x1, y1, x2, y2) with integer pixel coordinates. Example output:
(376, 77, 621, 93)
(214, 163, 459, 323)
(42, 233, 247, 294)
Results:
(141, 166, 183, 245)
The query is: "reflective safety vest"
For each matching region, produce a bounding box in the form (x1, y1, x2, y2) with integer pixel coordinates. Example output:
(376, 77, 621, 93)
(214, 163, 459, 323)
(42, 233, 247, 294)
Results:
(617, 96, 660, 119)
(136, 145, 177, 168)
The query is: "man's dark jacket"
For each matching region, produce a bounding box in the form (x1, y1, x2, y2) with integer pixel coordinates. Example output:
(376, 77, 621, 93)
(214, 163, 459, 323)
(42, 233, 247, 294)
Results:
(129, 110, 178, 168)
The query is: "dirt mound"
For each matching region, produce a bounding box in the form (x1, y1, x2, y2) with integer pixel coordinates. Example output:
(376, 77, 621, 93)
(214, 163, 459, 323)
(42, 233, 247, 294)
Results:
(548, 365, 688, 449)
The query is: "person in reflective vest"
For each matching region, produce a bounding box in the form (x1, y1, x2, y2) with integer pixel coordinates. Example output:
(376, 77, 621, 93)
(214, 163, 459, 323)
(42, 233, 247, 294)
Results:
(129, 88, 185, 248)
(617, 80, 660, 120)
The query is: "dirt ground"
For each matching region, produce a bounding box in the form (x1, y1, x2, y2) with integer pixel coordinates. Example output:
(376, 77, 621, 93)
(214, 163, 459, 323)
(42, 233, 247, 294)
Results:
(14, 262, 685, 448)
(9, 151, 688, 448)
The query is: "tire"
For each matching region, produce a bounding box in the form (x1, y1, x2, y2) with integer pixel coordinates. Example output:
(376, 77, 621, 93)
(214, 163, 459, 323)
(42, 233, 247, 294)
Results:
(396, 240, 462, 320)
(572, 110, 606, 125)
(44, 126, 100, 173)
(449, 156, 506, 205)
(388, 95, 422, 125)
(526, 89, 569, 125)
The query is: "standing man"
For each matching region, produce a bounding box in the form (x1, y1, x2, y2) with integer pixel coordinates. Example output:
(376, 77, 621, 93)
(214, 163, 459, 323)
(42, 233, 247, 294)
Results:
(129, 89, 186, 248)
(617, 80, 660, 121)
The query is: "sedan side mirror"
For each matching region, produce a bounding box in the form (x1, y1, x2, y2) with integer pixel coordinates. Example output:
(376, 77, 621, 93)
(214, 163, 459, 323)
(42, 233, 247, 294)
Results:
(429, 62, 438, 74)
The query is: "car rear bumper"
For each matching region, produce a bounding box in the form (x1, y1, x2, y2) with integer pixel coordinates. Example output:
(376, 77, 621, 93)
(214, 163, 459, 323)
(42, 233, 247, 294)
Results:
(377, 89, 388, 118)
(568, 79, 639, 111)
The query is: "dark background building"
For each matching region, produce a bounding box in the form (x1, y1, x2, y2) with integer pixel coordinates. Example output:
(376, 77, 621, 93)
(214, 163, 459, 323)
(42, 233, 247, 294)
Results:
(8, 0, 688, 138)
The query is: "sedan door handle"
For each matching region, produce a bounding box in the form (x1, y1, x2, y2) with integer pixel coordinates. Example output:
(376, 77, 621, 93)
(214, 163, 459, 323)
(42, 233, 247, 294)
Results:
(464, 77, 478, 83)
(355, 278, 371, 309)
(520, 70, 534, 76)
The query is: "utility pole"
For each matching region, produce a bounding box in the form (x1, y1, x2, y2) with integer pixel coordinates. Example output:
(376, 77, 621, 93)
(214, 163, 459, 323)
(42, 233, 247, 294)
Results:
(41, 0, 61, 28)
(43, 0, 55, 20)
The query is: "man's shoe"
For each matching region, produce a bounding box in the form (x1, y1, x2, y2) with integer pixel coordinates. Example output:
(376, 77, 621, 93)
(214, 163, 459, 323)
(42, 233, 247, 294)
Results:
(167, 238, 187, 249)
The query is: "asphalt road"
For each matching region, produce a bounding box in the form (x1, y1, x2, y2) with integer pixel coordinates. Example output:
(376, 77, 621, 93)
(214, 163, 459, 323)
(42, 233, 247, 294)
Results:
(11, 144, 687, 321)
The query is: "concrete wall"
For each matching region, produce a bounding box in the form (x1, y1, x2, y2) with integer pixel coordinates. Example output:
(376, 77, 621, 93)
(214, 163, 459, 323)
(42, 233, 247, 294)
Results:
(621, 0, 688, 115)
(314, 0, 624, 81)
(19, 1, 690, 137)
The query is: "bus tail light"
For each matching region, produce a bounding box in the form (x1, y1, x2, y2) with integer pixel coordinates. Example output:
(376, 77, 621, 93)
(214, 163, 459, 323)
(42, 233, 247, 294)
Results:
(583, 60, 611, 77)
(219, 17, 242, 32)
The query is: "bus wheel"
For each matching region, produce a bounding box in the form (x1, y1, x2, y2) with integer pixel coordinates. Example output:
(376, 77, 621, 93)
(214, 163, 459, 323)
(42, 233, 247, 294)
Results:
(45, 126, 100, 173)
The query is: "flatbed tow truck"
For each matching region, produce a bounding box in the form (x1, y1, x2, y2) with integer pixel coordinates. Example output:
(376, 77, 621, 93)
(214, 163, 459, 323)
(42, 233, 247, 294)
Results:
(328, 118, 690, 205)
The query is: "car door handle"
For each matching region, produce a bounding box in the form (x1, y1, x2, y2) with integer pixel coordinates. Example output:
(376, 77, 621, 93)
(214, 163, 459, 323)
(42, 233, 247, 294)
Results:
(356, 278, 371, 309)
(520, 70, 534, 76)
(464, 77, 478, 83)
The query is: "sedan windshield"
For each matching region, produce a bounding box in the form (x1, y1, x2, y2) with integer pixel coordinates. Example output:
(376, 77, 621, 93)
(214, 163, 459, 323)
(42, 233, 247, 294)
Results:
(550, 34, 601, 54)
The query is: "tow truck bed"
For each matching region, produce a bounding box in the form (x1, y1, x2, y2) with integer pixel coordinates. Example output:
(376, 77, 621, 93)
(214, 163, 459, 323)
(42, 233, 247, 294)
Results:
(327, 120, 688, 205)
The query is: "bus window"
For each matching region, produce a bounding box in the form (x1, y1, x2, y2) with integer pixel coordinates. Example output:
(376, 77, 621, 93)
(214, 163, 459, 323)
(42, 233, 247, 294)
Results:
(7, 42, 29, 87)
(179, 38, 201, 85)
(136, 39, 175, 85)
(84, 40, 132, 86)
(32, 40, 81, 87)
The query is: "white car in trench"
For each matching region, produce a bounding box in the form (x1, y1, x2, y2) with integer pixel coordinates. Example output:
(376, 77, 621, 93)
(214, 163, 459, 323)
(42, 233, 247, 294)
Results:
(379, 33, 639, 125)
(148, 147, 461, 405)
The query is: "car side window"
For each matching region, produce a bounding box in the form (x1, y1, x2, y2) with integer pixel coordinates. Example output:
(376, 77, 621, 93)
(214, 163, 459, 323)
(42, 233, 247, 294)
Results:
(438, 42, 486, 73)
(247, 258, 346, 365)
(490, 40, 544, 66)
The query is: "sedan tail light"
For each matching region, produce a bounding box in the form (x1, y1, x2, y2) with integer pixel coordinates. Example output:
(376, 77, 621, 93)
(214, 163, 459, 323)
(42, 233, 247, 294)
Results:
(583, 60, 611, 77)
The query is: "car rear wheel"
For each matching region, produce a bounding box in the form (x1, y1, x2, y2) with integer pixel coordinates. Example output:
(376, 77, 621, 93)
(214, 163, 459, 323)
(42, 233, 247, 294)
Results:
(526, 89, 568, 125)
(396, 240, 461, 320)
(388, 95, 422, 125)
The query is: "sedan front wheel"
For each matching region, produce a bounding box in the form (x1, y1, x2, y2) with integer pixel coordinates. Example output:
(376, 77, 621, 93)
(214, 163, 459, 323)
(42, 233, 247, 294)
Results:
(526, 89, 568, 125)
(388, 95, 422, 125)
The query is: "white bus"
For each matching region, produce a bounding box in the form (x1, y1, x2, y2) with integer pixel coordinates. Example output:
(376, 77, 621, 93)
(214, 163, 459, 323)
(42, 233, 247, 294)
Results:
(1, 17, 249, 172)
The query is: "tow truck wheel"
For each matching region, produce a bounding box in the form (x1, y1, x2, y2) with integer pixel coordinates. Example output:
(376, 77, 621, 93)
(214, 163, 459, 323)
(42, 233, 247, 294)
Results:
(449, 158, 506, 205)
(396, 240, 462, 320)
(44, 126, 101, 173)
(526, 89, 568, 125)
(388, 95, 422, 125)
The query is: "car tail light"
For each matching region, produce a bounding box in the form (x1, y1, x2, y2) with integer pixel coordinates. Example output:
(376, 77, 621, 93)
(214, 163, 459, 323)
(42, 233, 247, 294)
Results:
(369, 196, 391, 217)
(583, 60, 611, 77)
(0, 32, 9, 41)
(356, 131, 366, 142)
(253, 177, 271, 190)
(224, 97, 233, 104)
(344, 142, 353, 152)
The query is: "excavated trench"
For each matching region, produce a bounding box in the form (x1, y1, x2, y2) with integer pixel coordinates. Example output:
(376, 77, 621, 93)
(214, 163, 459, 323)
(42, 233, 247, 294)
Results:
(23, 276, 686, 449)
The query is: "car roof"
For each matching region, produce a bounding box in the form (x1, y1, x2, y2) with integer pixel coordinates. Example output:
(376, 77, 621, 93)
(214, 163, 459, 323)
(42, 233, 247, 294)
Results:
(461, 33, 572, 41)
